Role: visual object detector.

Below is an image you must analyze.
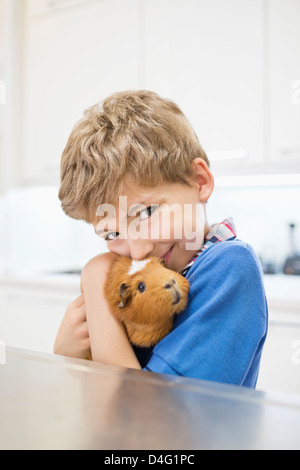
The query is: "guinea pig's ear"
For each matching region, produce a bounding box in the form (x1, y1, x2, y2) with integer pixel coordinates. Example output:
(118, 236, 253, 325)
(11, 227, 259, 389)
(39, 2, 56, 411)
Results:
(119, 282, 130, 309)
(160, 259, 167, 268)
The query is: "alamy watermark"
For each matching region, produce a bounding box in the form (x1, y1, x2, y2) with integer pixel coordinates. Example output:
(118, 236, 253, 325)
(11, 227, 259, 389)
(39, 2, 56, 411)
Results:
(96, 197, 205, 250)
(0, 340, 6, 365)
(291, 340, 300, 366)
(291, 80, 300, 105)
(0, 80, 6, 105)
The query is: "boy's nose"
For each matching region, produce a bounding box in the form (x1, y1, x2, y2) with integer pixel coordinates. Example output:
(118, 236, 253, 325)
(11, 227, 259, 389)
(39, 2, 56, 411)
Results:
(127, 238, 155, 261)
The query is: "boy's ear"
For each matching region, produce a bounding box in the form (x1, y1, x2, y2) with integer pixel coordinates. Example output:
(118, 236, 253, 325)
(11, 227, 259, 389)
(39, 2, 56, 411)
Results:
(119, 282, 131, 309)
(192, 158, 214, 203)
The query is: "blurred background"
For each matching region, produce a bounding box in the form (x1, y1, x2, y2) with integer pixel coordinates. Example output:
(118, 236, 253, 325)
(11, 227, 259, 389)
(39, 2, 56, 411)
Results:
(0, 0, 300, 395)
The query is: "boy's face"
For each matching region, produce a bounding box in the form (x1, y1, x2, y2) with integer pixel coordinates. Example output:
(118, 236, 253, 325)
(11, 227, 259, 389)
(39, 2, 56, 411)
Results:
(94, 180, 211, 273)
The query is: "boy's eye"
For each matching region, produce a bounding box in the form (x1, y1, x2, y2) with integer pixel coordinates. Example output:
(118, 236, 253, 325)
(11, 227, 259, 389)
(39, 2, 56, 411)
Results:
(138, 205, 158, 221)
(104, 232, 119, 241)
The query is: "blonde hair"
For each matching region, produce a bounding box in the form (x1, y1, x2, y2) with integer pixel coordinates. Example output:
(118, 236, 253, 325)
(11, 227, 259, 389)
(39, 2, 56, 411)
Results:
(59, 90, 209, 223)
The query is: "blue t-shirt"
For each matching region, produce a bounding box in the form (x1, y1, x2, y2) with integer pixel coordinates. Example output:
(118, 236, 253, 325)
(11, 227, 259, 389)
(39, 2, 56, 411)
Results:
(134, 240, 268, 388)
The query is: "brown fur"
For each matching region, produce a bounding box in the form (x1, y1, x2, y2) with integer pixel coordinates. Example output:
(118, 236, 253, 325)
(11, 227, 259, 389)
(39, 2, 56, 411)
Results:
(104, 256, 190, 348)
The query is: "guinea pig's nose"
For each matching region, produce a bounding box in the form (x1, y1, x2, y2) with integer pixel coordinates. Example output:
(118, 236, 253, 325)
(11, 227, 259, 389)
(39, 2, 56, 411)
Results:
(164, 279, 176, 289)
(172, 290, 182, 306)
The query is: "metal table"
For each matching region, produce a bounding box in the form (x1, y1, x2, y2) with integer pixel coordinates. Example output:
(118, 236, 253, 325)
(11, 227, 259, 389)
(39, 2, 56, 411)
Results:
(0, 347, 300, 450)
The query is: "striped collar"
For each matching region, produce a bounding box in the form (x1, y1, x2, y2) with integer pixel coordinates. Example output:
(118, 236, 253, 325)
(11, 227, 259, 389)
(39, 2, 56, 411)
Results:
(180, 218, 237, 276)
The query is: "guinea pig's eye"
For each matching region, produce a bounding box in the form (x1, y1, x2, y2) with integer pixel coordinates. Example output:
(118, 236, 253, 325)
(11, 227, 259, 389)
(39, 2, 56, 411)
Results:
(137, 282, 146, 293)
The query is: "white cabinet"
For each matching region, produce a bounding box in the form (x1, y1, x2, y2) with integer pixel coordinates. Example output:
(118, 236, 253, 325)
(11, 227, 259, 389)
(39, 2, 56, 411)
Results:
(257, 309, 300, 396)
(143, 0, 265, 176)
(268, 0, 300, 170)
(0, 0, 9, 194)
(0, 0, 25, 193)
(0, 0, 9, 63)
(0, 277, 80, 354)
(27, 0, 92, 17)
(257, 276, 300, 396)
(23, 0, 140, 185)
(0, 65, 5, 194)
(20, 0, 300, 184)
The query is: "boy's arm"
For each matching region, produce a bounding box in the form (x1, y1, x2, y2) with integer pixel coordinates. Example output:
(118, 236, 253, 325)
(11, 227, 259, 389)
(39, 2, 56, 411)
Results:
(143, 242, 268, 386)
(81, 252, 141, 370)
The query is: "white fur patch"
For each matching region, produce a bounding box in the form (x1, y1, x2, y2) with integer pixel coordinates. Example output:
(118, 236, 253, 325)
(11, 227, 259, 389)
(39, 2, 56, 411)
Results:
(128, 259, 151, 276)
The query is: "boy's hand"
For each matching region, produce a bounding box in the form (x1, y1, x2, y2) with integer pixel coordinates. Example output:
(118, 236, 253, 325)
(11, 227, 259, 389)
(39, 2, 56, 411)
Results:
(54, 294, 91, 359)
(80, 252, 141, 369)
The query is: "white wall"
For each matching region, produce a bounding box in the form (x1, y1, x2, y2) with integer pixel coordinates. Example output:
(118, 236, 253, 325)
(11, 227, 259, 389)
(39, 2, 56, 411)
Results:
(0, 182, 299, 274)
(209, 184, 300, 269)
(0, 186, 108, 273)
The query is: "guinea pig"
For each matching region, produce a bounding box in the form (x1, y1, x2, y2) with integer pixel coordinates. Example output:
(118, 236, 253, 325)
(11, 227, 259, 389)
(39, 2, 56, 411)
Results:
(104, 256, 190, 348)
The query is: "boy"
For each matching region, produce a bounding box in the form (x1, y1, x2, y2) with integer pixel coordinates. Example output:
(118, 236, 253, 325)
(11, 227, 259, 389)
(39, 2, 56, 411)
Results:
(54, 90, 268, 388)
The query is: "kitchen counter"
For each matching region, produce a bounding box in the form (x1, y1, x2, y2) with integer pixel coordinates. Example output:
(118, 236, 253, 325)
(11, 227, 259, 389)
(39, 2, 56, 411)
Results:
(0, 347, 300, 450)
(263, 274, 300, 311)
(1, 271, 300, 306)
(0, 270, 81, 293)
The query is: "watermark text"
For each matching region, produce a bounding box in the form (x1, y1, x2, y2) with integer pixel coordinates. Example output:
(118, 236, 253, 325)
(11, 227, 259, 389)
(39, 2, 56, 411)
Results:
(291, 80, 300, 105)
(291, 340, 300, 366)
(96, 198, 205, 250)
(0, 340, 6, 365)
(0, 80, 6, 105)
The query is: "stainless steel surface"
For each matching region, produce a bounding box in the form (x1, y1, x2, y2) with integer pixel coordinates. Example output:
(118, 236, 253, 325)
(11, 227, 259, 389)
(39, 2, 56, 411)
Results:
(0, 347, 300, 450)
